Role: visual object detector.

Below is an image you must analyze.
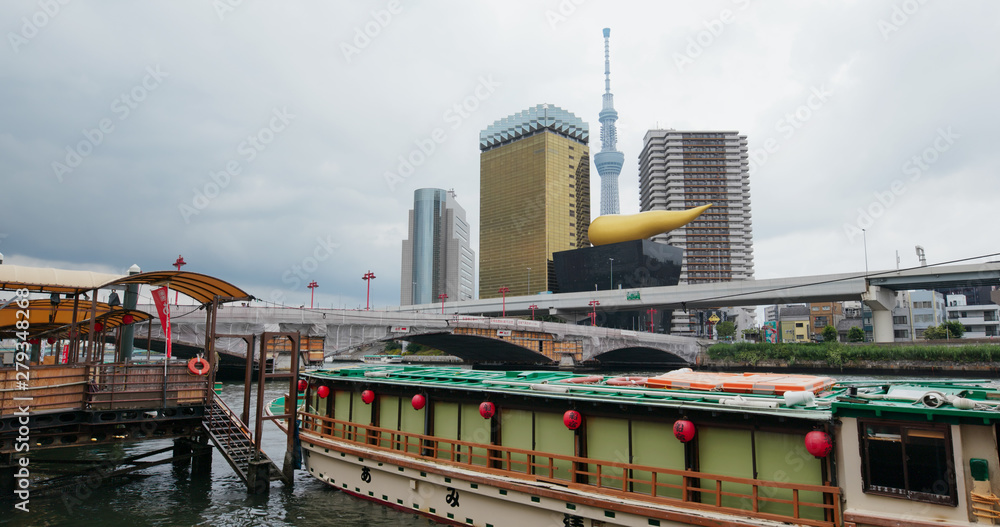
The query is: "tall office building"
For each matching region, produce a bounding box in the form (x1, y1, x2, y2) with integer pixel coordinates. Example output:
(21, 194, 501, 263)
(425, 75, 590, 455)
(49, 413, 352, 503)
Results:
(594, 28, 624, 216)
(400, 188, 475, 306)
(639, 130, 754, 333)
(479, 104, 590, 298)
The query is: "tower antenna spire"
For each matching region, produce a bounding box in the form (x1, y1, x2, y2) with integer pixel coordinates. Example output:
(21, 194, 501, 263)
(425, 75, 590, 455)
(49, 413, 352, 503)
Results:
(595, 28, 624, 216)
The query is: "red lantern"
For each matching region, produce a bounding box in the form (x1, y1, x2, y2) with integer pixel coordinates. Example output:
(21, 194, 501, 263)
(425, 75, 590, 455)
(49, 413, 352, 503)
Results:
(122, 314, 134, 325)
(361, 390, 375, 404)
(28, 338, 40, 345)
(411, 394, 426, 410)
(673, 419, 696, 443)
(94, 322, 104, 332)
(297, 379, 307, 392)
(804, 430, 833, 458)
(479, 401, 495, 419)
(563, 410, 582, 430)
(317, 385, 330, 399)
(47, 337, 56, 344)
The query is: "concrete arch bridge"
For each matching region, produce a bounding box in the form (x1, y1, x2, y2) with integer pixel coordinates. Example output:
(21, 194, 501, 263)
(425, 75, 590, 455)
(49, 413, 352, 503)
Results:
(141, 305, 701, 367)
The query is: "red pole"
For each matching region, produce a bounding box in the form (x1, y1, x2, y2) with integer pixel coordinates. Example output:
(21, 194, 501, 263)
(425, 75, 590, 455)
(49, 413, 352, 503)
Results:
(362, 271, 376, 310)
(498, 287, 509, 317)
(438, 293, 448, 314)
(172, 255, 186, 304)
(589, 300, 600, 326)
(307, 280, 318, 308)
(529, 304, 538, 320)
(647, 308, 657, 333)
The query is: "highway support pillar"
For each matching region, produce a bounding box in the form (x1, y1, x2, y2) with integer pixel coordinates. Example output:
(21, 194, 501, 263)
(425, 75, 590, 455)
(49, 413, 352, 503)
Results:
(862, 285, 896, 343)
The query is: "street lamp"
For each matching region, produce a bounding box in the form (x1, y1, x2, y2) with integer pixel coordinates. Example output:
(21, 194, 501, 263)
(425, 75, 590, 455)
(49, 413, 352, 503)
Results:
(362, 271, 376, 310)
(172, 255, 186, 304)
(589, 300, 600, 326)
(647, 308, 657, 333)
(529, 304, 538, 320)
(498, 286, 509, 317)
(307, 280, 318, 308)
(609, 258, 614, 290)
(438, 293, 448, 314)
(862, 228, 869, 278)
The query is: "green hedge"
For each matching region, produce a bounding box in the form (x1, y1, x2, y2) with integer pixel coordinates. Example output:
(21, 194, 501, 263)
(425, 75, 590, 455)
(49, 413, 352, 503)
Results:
(706, 342, 1000, 367)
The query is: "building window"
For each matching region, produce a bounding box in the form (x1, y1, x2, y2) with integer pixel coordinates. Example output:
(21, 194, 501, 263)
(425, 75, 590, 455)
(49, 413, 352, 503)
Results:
(859, 420, 956, 506)
(569, 211, 574, 217)
(822, 306, 831, 311)
(893, 316, 907, 324)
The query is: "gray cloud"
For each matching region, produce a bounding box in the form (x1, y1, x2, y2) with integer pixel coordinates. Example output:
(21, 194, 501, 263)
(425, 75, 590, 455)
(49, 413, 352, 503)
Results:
(2, 1, 997, 309)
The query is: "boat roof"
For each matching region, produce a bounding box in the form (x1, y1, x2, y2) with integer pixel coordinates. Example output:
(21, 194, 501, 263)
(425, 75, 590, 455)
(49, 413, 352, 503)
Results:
(304, 366, 1000, 424)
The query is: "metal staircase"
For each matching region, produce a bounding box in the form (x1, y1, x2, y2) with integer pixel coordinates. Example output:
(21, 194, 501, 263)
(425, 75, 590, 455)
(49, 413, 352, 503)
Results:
(203, 393, 284, 489)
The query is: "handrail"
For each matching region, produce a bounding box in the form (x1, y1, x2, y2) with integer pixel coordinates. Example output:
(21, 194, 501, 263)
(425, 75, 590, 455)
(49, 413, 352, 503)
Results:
(0, 362, 210, 415)
(299, 411, 841, 527)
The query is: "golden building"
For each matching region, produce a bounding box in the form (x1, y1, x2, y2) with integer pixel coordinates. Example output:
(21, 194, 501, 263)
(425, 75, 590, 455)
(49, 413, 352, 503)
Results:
(479, 104, 590, 298)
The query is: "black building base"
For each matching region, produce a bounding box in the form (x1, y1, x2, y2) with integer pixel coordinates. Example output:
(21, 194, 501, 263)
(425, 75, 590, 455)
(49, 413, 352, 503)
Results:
(552, 240, 682, 333)
(552, 239, 682, 293)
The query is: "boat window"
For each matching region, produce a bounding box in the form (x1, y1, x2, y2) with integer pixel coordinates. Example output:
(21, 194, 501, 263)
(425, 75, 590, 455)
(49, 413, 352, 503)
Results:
(859, 420, 956, 506)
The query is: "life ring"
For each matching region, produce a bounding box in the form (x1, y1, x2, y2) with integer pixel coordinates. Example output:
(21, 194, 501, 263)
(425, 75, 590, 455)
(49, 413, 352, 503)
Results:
(605, 376, 648, 387)
(187, 357, 210, 376)
(559, 375, 604, 384)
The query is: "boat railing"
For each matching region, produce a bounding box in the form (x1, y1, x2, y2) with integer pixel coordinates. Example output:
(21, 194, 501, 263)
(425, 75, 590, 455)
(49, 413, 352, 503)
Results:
(0, 362, 211, 416)
(300, 411, 841, 527)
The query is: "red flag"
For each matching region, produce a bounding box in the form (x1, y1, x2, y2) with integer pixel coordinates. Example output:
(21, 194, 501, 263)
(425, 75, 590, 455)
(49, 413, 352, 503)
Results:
(151, 286, 172, 358)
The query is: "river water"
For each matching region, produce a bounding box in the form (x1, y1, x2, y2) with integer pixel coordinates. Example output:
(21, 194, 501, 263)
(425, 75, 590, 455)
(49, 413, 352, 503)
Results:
(6, 371, 994, 526)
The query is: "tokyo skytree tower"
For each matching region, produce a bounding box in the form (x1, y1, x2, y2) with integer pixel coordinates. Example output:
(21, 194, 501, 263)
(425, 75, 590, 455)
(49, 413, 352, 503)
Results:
(594, 27, 624, 216)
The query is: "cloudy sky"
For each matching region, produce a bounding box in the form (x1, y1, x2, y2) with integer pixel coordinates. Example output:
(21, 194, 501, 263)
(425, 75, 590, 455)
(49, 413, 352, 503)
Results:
(2, 0, 998, 309)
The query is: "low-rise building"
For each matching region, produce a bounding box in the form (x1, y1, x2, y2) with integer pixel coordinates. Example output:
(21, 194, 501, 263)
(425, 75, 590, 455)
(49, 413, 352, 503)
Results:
(947, 294, 1000, 338)
(777, 305, 810, 342)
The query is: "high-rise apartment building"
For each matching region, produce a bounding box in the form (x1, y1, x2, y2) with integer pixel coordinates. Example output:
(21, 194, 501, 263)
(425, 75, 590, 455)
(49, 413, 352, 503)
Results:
(479, 104, 590, 298)
(400, 188, 475, 306)
(639, 130, 754, 333)
(594, 28, 623, 216)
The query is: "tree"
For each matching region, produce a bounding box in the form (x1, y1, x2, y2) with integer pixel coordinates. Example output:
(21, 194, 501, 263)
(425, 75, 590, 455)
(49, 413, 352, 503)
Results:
(847, 326, 865, 342)
(924, 321, 965, 340)
(942, 320, 965, 338)
(822, 325, 838, 343)
(716, 321, 736, 340)
(384, 341, 402, 352)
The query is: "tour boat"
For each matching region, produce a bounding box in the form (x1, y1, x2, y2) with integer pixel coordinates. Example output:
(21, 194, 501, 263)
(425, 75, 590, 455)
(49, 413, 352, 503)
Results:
(280, 366, 1000, 527)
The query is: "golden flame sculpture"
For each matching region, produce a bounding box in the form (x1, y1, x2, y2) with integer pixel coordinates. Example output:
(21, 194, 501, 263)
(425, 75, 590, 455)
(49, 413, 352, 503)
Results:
(587, 204, 712, 246)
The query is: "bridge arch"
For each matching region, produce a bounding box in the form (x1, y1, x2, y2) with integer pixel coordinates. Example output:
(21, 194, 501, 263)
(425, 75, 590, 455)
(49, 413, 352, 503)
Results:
(401, 332, 554, 364)
(590, 346, 691, 368)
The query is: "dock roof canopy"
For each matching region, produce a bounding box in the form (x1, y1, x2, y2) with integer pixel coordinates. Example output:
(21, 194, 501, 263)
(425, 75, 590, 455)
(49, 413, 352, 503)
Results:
(0, 264, 124, 294)
(103, 270, 252, 305)
(1, 265, 252, 305)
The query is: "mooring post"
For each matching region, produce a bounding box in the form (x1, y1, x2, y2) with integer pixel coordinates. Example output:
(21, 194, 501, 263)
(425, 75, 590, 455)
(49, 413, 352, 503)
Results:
(247, 459, 271, 494)
(191, 435, 213, 476)
(172, 438, 192, 468)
